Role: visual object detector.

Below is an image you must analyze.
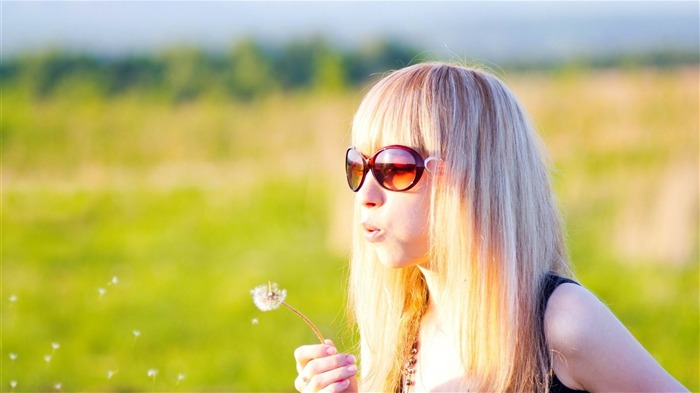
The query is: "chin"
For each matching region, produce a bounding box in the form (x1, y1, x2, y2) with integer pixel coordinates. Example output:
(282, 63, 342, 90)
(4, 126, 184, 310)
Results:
(381, 261, 412, 269)
(376, 253, 420, 269)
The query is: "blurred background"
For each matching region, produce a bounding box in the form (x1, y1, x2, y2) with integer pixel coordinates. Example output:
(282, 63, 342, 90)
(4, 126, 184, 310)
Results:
(2, 1, 698, 392)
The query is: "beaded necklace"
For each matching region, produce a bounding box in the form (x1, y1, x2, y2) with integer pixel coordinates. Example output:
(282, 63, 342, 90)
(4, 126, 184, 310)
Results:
(400, 275, 429, 392)
(401, 339, 419, 392)
(400, 308, 423, 392)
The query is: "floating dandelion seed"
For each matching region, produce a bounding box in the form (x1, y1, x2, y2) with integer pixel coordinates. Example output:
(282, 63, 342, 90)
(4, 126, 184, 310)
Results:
(107, 369, 118, 379)
(147, 368, 158, 385)
(54, 382, 62, 391)
(9, 353, 17, 361)
(52, 342, 60, 351)
(176, 373, 186, 385)
(98, 288, 107, 297)
(110, 276, 119, 285)
(250, 281, 325, 343)
(10, 380, 17, 389)
(251, 318, 259, 325)
(9, 294, 18, 302)
(44, 354, 52, 363)
(133, 330, 141, 339)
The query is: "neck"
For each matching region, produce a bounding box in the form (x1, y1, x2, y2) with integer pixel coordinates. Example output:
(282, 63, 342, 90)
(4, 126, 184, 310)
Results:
(417, 264, 447, 322)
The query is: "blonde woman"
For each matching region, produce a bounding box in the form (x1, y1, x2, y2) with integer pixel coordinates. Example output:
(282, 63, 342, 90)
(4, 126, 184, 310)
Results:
(293, 63, 686, 392)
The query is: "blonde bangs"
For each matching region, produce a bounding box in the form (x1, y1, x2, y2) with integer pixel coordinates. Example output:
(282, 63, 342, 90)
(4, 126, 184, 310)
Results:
(350, 66, 438, 156)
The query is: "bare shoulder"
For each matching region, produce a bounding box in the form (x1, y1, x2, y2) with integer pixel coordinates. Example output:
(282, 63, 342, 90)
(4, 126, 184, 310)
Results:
(544, 283, 607, 350)
(544, 282, 687, 392)
(544, 282, 594, 326)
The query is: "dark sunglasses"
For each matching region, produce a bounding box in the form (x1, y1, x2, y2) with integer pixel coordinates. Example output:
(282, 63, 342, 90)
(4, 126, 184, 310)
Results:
(345, 145, 438, 192)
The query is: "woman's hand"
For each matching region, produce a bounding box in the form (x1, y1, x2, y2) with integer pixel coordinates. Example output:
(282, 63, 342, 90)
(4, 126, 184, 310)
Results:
(294, 339, 358, 393)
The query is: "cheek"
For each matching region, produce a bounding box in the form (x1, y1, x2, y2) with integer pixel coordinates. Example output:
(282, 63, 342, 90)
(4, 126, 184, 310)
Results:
(394, 197, 430, 245)
(372, 199, 431, 268)
(393, 210, 431, 267)
(406, 210, 429, 238)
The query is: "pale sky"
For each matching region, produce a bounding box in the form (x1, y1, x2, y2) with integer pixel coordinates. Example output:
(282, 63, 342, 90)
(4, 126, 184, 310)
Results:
(2, 1, 698, 61)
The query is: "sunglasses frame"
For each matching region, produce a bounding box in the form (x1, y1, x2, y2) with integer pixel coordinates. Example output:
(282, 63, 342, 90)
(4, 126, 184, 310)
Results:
(345, 145, 437, 192)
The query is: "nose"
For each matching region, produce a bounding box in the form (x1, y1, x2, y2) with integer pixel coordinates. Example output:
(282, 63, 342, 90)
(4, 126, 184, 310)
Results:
(356, 171, 384, 208)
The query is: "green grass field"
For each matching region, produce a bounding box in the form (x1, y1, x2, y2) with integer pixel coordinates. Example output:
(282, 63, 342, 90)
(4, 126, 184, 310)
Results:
(2, 66, 698, 391)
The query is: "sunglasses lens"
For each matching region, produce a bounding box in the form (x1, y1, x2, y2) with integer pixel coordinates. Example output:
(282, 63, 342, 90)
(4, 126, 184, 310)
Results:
(374, 148, 418, 191)
(345, 149, 365, 191)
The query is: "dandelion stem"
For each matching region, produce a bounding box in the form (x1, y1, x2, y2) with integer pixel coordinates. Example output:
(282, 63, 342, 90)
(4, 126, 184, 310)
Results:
(281, 301, 325, 344)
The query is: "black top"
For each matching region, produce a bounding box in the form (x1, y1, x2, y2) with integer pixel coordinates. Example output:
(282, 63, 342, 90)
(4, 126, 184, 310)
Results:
(542, 274, 588, 393)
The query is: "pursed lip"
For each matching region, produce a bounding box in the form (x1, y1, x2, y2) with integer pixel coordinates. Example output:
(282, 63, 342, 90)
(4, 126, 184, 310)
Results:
(361, 222, 383, 242)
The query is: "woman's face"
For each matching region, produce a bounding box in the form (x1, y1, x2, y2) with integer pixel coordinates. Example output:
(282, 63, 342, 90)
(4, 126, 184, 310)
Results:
(354, 146, 432, 269)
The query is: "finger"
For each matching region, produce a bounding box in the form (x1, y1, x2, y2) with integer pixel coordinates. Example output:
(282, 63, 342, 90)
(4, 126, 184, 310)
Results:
(295, 343, 337, 363)
(303, 353, 355, 378)
(295, 343, 338, 372)
(306, 364, 358, 392)
(319, 378, 351, 393)
(294, 374, 309, 392)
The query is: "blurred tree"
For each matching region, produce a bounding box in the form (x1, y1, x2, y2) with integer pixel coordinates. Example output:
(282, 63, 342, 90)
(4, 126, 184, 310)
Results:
(2, 39, 696, 102)
(273, 37, 327, 90)
(0, 56, 20, 83)
(13, 49, 105, 98)
(159, 47, 211, 102)
(345, 40, 422, 85)
(313, 48, 347, 93)
(226, 39, 277, 100)
(106, 55, 164, 95)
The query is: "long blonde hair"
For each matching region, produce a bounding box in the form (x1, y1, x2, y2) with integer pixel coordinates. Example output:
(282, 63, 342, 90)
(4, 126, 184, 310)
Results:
(347, 62, 571, 392)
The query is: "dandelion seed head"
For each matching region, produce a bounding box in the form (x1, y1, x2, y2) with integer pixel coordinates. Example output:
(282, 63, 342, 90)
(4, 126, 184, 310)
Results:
(9, 294, 18, 303)
(251, 318, 259, 325)
(9, 353, 17, 361)
(250, 282, 286, 311)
